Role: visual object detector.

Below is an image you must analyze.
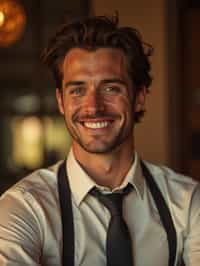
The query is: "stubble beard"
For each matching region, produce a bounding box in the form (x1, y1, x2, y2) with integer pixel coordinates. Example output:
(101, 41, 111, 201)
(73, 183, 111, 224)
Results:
(66, 120, 133, 155)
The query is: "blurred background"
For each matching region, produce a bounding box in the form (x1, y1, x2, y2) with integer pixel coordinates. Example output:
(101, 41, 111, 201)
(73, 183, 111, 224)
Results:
(0, 0, 200, 194)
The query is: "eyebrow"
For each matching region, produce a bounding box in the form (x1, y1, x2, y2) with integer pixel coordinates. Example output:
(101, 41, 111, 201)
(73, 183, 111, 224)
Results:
(64, 78, 128, 89)
(100, 78, 128, 86)
(64, 81, 85, 88)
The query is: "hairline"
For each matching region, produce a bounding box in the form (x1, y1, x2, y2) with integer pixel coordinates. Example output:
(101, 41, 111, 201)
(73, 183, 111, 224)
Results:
(56, 46, 132, 91)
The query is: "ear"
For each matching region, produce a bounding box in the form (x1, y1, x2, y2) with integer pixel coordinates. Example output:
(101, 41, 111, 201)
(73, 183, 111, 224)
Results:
(134, 87, 146, 112)
(56, 88, 64, 115)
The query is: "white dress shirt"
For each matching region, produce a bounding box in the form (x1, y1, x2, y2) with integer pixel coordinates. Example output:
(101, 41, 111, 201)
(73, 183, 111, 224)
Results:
(0, 150, 199, 266)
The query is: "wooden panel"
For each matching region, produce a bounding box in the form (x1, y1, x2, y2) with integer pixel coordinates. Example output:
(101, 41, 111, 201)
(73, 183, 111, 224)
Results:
(184, 9, 200, 180)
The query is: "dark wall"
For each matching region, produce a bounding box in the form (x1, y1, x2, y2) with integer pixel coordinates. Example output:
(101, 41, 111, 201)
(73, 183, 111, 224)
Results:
(0, 0, 89, 193)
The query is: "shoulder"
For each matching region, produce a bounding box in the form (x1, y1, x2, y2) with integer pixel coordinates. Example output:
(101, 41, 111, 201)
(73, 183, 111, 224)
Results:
(143, 160, 199, 191)
(0, 161, 63, 217)
(142, 161, 200, 233)
(143, 160, 200, 213)
(0, 162, 64, 261)
(0, 160, 63, 233)
(2, 161, 62, 198)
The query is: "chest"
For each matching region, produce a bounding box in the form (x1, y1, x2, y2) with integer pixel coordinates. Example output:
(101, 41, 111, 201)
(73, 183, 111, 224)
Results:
(71, 191, 182, 266)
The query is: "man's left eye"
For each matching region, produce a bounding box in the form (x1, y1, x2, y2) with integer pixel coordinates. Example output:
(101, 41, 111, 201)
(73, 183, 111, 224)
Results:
(103, 86, 121, 93)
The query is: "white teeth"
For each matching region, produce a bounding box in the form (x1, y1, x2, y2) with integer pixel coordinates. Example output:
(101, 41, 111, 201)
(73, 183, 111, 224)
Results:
(84, 121, 109, 129)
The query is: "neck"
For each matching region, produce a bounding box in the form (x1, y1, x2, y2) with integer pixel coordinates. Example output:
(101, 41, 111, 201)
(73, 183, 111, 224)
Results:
(72, 142, 135, 189)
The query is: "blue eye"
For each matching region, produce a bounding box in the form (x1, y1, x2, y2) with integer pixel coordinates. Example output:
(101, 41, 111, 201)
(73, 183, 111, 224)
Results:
(69, 87, 84, 95)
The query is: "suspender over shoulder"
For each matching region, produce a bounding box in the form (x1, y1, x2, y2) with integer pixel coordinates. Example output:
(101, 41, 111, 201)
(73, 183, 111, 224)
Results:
(58, 161, 74, 266)
(57, 160, 177, 266)
(140, 161, 177, 266)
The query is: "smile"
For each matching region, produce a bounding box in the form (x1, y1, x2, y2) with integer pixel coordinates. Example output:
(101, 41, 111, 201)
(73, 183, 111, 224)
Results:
(83, 121, 109, 129)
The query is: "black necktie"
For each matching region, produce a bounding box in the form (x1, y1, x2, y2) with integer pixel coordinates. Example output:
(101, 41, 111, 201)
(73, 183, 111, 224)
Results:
(90, 185, 133, 266)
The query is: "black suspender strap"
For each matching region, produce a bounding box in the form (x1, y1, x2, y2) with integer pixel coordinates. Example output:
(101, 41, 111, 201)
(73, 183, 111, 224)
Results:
(57, 160, 74, 266)
(57, 160, 177, 266)
(141, 161, 177, 266)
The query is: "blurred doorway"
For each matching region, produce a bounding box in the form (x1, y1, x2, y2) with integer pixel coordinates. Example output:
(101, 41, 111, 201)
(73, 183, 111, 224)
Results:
(182, 1, 200, 181)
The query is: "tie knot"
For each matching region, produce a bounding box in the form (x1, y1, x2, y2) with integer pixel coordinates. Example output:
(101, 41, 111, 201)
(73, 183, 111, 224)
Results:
(90, 185, 132, 217)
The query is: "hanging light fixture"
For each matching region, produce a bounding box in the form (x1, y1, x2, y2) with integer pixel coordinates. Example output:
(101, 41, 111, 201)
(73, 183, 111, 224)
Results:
(0, 0, 26, 47)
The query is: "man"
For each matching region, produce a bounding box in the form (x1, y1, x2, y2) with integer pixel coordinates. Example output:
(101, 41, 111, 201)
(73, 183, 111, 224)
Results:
(0, 15, 199, 266)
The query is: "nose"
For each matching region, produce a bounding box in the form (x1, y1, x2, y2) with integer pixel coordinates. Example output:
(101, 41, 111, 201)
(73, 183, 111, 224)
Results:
(84, 90, 104, 115)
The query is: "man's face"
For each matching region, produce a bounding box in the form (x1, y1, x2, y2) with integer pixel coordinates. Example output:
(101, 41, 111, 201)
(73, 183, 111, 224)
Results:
(56, 48, 146, 154)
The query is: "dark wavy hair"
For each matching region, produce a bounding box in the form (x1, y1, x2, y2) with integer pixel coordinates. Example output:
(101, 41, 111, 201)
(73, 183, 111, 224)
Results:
(42, 15, 153, 122)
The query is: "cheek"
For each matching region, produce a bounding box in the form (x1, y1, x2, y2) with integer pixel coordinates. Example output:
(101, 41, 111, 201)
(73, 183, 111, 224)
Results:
(119, 98, 134, 119)
(64, 105, 76, 119)
(63, 94, 80, 111)
(62, 99, 83, 124)
(104, 97, 132, 114)
(113, 95, 133, 109)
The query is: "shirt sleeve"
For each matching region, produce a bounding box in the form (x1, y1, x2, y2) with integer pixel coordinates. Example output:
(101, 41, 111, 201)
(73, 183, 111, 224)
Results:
(0, 188, 43, 266)
(183, 183, 200, 266)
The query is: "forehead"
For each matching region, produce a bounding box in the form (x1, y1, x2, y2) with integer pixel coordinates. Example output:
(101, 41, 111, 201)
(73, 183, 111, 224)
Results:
(62, 48, 129, 78)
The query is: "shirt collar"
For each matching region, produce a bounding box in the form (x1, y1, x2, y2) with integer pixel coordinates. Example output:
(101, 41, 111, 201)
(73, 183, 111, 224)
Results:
(66, 149, 144, 207)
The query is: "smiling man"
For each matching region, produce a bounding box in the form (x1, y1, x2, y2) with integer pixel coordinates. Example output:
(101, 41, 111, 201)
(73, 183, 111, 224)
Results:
(0, 15, 199, 266)
(56, 47, 145, 188)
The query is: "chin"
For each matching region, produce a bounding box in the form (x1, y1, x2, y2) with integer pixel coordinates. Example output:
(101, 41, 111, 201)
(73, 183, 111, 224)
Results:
(77, 140, 122, 154)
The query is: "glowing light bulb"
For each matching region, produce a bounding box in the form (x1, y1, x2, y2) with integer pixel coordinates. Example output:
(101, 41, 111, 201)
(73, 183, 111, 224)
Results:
(0, 11, 5, 27)
(0, 0, 26, 47)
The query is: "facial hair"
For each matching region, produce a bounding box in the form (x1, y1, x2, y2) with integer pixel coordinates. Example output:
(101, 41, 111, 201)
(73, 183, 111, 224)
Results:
(65, 110, 134, 154)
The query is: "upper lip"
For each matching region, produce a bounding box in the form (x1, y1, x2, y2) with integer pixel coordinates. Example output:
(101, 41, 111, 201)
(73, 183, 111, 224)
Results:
(78, 116, 116, 123)
(80, 118, 114, 123)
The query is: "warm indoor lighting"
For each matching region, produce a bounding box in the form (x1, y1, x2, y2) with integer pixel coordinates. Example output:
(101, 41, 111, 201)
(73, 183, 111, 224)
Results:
(11, 116, 70, 169)
(0, 0, 26, 47)
(0, 10, 5, 26)
(12, 116, 44, 169)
